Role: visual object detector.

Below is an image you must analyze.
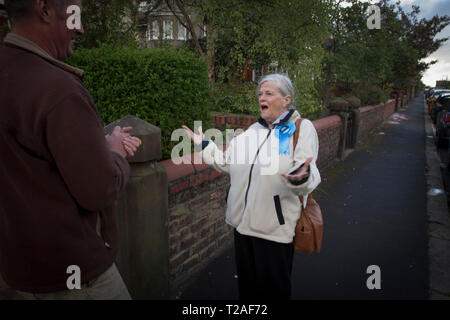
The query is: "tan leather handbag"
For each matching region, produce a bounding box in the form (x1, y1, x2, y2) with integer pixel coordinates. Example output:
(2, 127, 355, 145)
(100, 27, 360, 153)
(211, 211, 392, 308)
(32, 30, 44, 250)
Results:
(292, 118, 323, 253)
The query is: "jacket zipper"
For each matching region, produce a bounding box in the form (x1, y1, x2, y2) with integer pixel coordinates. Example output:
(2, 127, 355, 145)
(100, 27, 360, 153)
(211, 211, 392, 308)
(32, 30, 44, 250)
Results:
(243, 128, 272, 213)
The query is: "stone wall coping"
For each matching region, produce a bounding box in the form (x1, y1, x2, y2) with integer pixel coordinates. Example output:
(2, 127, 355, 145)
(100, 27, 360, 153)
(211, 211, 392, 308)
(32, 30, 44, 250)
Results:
(359, 99, 394, 114)
(161, 146, 226, 183)
(313, 114, 342, 132)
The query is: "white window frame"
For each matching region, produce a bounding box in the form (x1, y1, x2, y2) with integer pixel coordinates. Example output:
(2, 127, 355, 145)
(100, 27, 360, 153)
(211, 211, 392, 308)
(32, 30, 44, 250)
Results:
(252, 66, 265, 82)
(145, 27, 150, 41)
(151, 20, 159, 40)
(177, 21, 187, 41)
(163, 20, 174, 40)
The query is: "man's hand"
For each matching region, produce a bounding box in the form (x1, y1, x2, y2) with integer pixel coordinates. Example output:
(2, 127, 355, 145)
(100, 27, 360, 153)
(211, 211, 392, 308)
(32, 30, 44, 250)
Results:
(120, 127, 142, 157)
(106, 126, 142, 158)
(281, 157, 313, 183)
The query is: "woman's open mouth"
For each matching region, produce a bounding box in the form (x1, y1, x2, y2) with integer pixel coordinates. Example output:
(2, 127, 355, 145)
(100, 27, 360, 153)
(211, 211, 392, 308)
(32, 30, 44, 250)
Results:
(260, 104, 269, 111)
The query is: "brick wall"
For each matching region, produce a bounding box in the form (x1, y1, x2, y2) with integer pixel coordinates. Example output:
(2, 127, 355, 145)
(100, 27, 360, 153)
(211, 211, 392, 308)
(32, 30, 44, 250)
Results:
(210, 113, 258, 131)
(314, 115, 343, 170)
(358, 99, 398, 143)
(358, 103, 385, 142)
(161, 153, 233, 287)
(383, 99, 396, 120)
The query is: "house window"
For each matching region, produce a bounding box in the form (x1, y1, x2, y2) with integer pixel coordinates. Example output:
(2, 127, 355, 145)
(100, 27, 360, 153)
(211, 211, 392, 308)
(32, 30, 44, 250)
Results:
(138, 1, 147, 13)
(252, 66, 265, 82)
(139, 0, 157, 13)
(150, 20, 159, 40)
(177, 21, 187, 41)
(163, 20, 173, 40)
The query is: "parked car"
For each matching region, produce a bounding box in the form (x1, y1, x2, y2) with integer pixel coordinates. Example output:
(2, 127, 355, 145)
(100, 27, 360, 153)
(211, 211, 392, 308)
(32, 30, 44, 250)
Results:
(428, 89, 450, 114)
(435, 100, 450, 148)
(431, 93, 450, 123)
(427, 87, 439, 99)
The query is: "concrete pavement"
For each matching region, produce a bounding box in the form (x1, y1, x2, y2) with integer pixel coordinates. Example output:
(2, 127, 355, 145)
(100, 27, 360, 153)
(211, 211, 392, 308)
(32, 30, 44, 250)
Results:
(177, 92, 450, 300)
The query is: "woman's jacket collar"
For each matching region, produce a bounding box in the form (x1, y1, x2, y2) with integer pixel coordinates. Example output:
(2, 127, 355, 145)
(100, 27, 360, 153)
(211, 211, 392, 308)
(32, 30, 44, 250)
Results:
(257, 109, 298, 129)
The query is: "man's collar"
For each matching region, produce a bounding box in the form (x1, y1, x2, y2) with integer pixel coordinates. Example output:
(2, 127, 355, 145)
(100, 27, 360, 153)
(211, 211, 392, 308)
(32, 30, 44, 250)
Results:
(3, 33, 85, 79)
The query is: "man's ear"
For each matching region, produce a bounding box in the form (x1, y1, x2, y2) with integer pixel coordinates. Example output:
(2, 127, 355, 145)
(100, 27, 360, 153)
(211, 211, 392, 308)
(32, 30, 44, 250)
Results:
(35, 0, 55, 24)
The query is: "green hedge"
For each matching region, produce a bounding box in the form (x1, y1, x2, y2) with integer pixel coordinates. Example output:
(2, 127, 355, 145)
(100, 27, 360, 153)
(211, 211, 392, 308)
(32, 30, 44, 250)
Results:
(68, 46, 211, 159)
(211, 81, 260, 116)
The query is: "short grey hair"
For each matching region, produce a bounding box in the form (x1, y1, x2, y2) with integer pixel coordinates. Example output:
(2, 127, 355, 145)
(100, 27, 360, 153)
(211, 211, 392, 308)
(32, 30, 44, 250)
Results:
(257, 73, 295, 109)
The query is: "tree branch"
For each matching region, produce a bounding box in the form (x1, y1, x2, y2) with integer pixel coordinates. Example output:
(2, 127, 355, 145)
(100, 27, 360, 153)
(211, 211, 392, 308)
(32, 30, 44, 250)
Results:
(165, 0, 189, 30)
(173, 0, 205, 57)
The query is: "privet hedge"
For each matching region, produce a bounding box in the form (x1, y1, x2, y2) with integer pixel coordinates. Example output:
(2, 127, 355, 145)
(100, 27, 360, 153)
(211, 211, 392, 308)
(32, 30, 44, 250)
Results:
(68, 46, 211, 159)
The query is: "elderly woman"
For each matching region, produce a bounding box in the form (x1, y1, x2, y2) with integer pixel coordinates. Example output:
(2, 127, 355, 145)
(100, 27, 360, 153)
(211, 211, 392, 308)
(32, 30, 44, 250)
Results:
(182, 73, 321, 299)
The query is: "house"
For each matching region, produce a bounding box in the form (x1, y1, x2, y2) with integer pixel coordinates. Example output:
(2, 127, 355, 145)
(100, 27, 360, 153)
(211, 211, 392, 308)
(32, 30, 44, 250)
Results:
(137, 0, 205, 49)
(436, 80, 450, 89)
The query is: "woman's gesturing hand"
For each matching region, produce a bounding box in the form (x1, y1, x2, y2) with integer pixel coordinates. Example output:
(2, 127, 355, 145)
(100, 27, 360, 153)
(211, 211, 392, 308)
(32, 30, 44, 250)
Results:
(281, 157, 313, 183)
(182, 125, 204, 145)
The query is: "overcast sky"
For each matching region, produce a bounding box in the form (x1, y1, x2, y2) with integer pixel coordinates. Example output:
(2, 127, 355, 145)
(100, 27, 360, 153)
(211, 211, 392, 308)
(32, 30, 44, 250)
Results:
(398, 0, 450, 87)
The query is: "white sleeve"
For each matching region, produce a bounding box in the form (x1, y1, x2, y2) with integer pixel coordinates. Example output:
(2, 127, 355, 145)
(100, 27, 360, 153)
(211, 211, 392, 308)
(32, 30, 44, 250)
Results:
(200, 139, 235, 174)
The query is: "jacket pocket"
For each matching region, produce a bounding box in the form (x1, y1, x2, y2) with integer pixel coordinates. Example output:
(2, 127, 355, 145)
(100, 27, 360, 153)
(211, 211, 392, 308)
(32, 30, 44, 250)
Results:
(273, 195, 285, 225)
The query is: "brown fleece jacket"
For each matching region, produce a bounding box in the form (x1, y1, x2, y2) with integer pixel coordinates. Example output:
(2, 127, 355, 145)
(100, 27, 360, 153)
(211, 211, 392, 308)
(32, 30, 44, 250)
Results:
(0, 34, 130, 293)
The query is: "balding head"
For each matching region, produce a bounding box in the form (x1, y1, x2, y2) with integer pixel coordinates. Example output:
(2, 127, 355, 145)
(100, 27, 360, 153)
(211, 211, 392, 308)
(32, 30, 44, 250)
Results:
(5, 0, 69, 25)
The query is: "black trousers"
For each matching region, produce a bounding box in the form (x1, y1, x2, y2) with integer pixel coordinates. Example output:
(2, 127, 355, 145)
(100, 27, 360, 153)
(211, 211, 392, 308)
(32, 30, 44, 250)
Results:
(234, 229, 294, 300)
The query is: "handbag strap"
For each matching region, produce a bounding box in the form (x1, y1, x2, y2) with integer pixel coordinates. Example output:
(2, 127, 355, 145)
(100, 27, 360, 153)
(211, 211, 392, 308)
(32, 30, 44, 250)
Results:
(293, 118, 306, 204)
(293, 118, 304, 152)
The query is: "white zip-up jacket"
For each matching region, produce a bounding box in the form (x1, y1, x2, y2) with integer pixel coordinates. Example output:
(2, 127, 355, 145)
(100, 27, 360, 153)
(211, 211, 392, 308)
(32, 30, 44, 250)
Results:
(201, 109, 321, 244)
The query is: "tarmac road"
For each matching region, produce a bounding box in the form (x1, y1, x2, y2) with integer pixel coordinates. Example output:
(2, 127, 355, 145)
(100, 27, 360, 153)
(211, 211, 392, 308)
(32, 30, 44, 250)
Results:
(178, 92, 430, 300)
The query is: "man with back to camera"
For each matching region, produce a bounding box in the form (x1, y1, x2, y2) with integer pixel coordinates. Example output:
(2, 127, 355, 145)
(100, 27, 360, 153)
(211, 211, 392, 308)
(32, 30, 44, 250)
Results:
(0, 0, 142, 299)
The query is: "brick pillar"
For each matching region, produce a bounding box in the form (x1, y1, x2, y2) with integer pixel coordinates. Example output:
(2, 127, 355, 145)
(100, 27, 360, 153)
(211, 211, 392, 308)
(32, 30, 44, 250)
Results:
(345, 96, 361, 149)
(104, 115, 169, 299)
(328, 98, 350, 159)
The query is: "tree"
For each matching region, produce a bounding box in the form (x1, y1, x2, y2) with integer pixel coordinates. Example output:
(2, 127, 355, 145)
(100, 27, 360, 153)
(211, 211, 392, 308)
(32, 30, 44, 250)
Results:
(164, 0, 216, 83)
(206, 0, 332, 116)
(74, 0, 140, 49)
(323, 0, 450, 106)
